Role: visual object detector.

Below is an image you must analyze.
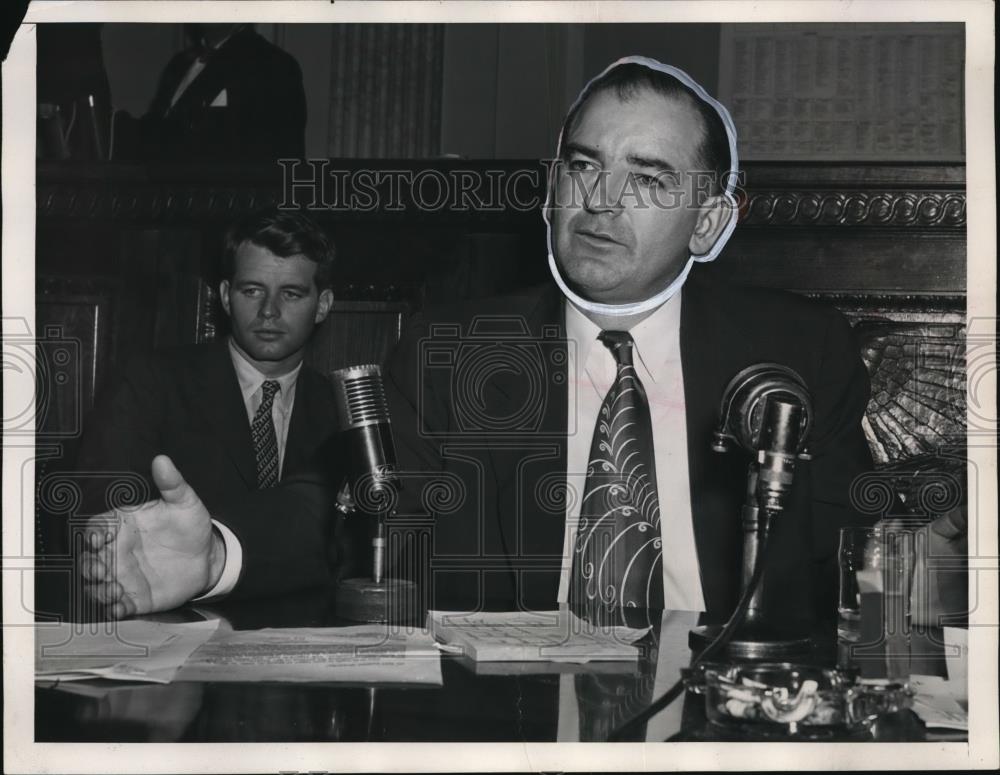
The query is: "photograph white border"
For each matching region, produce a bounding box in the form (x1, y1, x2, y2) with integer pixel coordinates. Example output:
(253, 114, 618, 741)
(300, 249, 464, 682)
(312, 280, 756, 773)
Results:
(4, 1, 996, 772)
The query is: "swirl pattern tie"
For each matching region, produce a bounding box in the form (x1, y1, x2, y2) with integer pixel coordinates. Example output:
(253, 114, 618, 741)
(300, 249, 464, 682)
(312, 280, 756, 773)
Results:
(570, 331, 663, 624)
(251, 380, 281, 488)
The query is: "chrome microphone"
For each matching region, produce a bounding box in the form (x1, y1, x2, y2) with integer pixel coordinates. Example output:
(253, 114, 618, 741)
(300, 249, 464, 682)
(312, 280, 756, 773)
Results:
(756, 396, 806, 512)
(711, 363, 812, 513)
(329, 363, 399, 509)
(329, 364, 399, 585)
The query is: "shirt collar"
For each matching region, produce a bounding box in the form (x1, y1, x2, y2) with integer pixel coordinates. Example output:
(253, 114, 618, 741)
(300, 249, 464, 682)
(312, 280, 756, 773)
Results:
(227, 338, 301, 411)
(564, 291, 682, 379)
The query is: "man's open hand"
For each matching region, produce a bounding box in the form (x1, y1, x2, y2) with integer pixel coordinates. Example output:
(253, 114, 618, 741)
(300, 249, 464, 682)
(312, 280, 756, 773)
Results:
(81, 455, 226, 618)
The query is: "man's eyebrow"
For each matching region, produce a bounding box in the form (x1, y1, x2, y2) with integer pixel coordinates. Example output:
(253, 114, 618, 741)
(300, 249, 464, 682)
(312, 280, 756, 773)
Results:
(626, 153, 680, 174)
(563, 141, 600, 160)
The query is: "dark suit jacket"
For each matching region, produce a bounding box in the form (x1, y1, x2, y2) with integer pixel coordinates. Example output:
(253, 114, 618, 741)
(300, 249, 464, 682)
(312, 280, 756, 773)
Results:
(116, 26, 306, 160)
(76, 342, 344, 599)
(380, 271, 877, 624)
(192, 271, 875, 616)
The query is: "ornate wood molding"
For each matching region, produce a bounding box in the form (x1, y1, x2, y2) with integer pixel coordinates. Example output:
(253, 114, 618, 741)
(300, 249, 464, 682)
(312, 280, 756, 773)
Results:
(740, 190, 966, 228)
(38, 162, 967, 231)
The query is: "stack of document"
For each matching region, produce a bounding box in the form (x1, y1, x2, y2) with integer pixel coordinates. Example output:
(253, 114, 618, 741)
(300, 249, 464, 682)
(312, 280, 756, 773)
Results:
(36, 620, 219, 683)
(176, 625, 443, 684)
(428, 609, 650, 662)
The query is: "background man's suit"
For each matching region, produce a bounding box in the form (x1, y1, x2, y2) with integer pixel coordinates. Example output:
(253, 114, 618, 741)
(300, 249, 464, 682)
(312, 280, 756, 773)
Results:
(76, 342, 344, 598)
(116, 26, 306, 160)
(382, 270, 877, 624)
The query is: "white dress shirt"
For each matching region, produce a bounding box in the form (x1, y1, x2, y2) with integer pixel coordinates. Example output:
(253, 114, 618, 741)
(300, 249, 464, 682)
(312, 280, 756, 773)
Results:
(557, 296, 706, 612)
(195, 340, 303, 601)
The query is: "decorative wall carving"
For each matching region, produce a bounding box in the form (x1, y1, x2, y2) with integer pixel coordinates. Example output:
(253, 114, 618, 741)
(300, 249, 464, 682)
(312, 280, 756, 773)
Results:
(741, 190, 966, 228)
(38, 162, 967, 232)
(831, 300, 967, 467)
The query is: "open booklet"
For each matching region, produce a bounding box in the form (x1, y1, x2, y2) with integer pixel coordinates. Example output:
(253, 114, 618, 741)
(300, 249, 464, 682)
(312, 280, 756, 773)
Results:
(427, 609, 650, 663)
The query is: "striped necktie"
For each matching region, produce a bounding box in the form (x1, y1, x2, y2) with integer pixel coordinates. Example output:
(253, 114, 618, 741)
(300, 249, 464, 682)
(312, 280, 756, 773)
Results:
(570, 330, 663, 625)
(251, 380, 281, 488)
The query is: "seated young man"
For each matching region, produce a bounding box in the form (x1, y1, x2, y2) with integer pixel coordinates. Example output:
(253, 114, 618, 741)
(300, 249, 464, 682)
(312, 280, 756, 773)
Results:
(76, 207, 343, 606)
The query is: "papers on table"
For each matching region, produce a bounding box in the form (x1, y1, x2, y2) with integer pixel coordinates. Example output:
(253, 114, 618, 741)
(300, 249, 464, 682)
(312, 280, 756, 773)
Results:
(176, 625, 443, 685)
(911, 627, 968, 731)
(35, 620, 220, 683)
(427, 609, 650, 662)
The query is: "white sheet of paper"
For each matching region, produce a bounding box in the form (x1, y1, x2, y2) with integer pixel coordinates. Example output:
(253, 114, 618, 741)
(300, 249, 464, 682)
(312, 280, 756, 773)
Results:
(910, 627, 969, 730)
(36, 620, 220, 684)
(175, 625, 443, 684)
(428, 609, 649, 662)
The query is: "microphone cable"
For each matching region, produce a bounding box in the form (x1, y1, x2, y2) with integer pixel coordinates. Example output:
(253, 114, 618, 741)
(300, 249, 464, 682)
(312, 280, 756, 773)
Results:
(606, 523, 775, 741)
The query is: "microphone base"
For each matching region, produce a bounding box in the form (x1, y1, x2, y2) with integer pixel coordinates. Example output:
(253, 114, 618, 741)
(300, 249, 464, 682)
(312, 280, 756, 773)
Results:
(689, 623, 813, 661)
(335, 577, 420, 624)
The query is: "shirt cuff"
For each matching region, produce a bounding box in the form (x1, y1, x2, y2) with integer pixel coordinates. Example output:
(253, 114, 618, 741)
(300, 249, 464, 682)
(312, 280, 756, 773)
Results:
(192, 520, 243, 601)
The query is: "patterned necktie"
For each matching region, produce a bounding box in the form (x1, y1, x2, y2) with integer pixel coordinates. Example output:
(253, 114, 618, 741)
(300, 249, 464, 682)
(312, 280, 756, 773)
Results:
(251, 380, 280, 488)
(570, 330, 663, 625)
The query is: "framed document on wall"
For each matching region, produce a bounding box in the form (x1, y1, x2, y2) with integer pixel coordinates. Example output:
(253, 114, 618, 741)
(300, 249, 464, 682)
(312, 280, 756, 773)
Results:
(719, 23, 965, 161)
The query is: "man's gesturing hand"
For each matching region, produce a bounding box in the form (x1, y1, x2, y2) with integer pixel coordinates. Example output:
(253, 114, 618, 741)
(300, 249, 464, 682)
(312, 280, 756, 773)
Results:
(82, 455, 226, 618)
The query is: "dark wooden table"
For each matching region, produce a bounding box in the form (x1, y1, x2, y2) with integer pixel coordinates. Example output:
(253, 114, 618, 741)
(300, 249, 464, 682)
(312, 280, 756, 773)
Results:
(35, 590, 959, 743)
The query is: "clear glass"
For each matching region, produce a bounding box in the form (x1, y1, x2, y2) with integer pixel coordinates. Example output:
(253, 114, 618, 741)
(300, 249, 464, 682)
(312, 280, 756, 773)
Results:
(838, 525, 916, 682)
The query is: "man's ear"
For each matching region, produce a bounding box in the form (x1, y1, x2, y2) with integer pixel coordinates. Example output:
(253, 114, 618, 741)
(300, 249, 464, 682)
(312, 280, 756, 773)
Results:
(688, 195, 735, 257)
(219, 280, 232, 317)
(314, 288, 334, 324)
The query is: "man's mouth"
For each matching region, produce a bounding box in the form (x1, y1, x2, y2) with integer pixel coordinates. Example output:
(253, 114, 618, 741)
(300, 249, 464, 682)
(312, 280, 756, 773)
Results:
(253, 329, 285, 339)
(575, 228, 626, 247)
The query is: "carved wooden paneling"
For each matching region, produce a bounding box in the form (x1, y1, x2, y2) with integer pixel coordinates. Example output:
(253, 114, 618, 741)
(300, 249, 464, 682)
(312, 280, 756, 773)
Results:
(831, 297, 966, 467)
(35, 161, 969, 471)
(741, 190, 966, 228)
(35, 276, 117, 439)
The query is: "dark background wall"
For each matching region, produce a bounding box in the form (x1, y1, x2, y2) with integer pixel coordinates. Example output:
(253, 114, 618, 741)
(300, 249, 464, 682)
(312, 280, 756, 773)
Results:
(97, 23, 730, 159)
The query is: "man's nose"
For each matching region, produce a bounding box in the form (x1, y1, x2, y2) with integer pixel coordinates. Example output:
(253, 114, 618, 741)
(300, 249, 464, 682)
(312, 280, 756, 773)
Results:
(258, 294, 280, 319)
(583, 169, 627, 215)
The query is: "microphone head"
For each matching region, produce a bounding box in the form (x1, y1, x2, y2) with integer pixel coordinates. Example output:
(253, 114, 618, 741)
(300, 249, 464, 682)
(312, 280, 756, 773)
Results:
(714, 363, 813, 455)
(329, 364, 392, 432)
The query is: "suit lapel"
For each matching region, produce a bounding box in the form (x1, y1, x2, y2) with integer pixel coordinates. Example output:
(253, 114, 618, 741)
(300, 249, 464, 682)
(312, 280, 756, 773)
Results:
(167, 56, 228, 117)
(282, 370, 334, 478)
(477, 286, 568, 605)
(193, 343, 259, 488)
(680, 272, 744, 619)
(166, 28, 252, 118)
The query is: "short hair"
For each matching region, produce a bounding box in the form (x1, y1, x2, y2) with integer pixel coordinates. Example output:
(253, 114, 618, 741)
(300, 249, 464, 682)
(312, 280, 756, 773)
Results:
(560, 62, 732, 195)
(221, 207, 336, 290)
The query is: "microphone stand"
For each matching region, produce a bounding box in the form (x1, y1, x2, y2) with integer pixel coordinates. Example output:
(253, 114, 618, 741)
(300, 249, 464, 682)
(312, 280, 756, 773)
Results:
(334, 484, 418, 624)
(328, 364, 419, 624)
(688, 395, 813, 658)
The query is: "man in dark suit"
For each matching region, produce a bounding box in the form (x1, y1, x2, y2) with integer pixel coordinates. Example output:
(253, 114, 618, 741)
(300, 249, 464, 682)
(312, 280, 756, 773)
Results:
(77, 208, 342, 609)
(377, 58, 874, 627)
(83, 58, 876, 626)
(114, 23, 306, 160)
